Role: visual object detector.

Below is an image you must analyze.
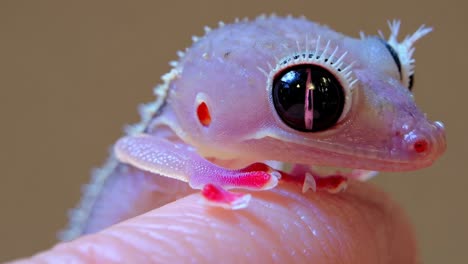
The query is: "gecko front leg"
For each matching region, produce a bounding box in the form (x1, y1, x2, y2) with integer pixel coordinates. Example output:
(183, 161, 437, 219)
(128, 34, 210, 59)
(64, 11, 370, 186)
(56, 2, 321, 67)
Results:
(115, 134, 281, 209)
(281, 165, 347, 194)
(282, 165, 378, 194)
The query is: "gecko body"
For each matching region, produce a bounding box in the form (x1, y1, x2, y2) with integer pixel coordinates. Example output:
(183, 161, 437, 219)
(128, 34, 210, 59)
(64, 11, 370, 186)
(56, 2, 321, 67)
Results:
(61, 16, 446, 240)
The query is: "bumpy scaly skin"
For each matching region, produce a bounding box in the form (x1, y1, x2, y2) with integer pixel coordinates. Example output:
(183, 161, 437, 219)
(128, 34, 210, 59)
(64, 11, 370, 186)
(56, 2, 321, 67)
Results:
(61, 15, 446, 241)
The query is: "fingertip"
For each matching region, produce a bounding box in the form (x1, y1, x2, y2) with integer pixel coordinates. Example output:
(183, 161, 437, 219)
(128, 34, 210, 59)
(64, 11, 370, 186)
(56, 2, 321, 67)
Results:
(14, 181, 419, 264)
(153, 181, 419, 263)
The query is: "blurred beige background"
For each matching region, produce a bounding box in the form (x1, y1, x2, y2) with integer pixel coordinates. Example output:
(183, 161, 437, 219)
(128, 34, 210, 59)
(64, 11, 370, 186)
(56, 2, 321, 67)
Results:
(0, 0, 465, 263)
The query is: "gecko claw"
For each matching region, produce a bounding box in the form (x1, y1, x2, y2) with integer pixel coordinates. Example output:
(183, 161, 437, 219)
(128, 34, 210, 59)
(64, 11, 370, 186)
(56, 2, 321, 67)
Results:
(325, 180, 348, 194)
(201, 184, 252, 210)
(302, 172, 317, 193)
(286, 165, 348, 193)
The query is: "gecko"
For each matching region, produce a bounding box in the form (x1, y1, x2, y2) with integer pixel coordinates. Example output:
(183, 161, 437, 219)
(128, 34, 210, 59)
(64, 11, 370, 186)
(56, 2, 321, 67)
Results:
(60, 15, 446, 241)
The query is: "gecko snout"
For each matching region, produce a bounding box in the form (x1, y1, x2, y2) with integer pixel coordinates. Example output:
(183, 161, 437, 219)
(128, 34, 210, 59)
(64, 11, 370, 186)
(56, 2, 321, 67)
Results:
(403, 121, 446, 160)
(432, 121, 447, 153)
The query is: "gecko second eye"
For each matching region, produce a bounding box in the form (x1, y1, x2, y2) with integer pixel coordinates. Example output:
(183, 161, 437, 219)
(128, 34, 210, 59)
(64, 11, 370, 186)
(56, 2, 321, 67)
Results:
(381, 38, 415, 91)
(272, 64, 345, 132)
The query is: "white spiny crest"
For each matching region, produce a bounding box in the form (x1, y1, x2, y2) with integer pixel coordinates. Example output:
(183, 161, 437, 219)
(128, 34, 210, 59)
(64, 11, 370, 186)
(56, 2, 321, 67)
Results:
(192, 35, 200, 43)
(62, 59, 179, 240)
(385, 20, 432, 87)
(176, 50, 185, 58)
(60, 154, 120, 240)
(257, 13, 305, 21)
(256, 14, 267, 20)
(233, 17, 249, 23)
(161, 68, 179, 82)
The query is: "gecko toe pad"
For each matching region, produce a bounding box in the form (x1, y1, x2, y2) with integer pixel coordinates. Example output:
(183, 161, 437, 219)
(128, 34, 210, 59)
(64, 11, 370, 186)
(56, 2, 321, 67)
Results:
(201, 184, 252, 210)
(236, 162, 280, 190)
(315, 175, 348, 193)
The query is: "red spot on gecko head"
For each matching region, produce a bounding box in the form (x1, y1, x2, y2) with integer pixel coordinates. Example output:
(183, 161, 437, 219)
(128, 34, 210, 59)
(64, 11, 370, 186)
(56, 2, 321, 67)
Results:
(197, 102, 211, 127)
(413, 139, 428, 153)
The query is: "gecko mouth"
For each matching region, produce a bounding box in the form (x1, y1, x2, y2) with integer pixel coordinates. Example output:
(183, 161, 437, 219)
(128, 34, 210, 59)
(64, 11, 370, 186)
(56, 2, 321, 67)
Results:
(296, 128, 446, 172)
(305, 134, 445, 171)
(280, 144, 442, 172)
(245, 120, 446, 172)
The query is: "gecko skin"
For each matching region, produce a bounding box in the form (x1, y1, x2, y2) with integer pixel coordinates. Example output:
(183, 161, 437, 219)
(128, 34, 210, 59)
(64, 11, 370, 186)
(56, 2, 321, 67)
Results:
(61, 15, 446, 240)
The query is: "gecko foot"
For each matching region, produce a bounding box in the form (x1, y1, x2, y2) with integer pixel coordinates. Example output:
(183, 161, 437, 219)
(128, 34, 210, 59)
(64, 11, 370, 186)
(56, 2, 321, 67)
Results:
(281, 165, 348, 194)
(313, 174, 348, 194)
(189, 162, 281, 191)
(300, 173, 347, 194)
(201, 184, 252, 210)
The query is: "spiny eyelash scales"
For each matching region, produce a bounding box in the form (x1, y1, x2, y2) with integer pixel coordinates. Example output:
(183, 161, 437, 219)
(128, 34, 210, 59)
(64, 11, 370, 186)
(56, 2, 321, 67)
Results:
(361, 20, 432, 88)
(386, 21, 432, 84)
(260, 36, 358, 90)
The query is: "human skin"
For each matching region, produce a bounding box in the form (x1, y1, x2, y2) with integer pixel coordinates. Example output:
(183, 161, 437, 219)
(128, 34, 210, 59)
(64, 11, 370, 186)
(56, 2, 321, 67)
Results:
(8, 180, 418, 264)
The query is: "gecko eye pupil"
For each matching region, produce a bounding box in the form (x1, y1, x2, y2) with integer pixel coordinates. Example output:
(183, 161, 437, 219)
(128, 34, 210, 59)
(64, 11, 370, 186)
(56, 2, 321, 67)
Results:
(272, 65, 345, 132)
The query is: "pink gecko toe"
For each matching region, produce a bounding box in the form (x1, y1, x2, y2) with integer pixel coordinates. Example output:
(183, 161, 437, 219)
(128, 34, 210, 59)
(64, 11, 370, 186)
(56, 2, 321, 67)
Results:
(201, 184, 251, 210)
(281, 165, 348, 193)
(314, 175, 348, 193)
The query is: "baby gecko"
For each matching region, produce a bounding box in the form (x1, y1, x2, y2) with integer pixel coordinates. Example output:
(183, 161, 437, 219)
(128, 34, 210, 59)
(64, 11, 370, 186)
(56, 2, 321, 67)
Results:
(61, 15, 446, 241)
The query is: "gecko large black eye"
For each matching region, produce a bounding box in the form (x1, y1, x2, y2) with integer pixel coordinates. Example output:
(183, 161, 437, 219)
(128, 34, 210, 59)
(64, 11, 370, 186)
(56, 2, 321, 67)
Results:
(272, 64, 345, 132)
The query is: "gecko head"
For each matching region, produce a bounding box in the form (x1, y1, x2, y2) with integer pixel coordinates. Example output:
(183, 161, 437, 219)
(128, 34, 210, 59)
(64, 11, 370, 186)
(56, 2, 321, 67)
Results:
(250, 20, 446, 171)
(253, 21, 445, 171)
(167, 17, 445, 171)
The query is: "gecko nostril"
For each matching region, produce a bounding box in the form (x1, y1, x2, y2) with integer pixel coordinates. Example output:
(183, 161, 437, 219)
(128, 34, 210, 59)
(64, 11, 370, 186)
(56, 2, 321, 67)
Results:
(413, 139, 429, 153)
(404, 130, 432, 156)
